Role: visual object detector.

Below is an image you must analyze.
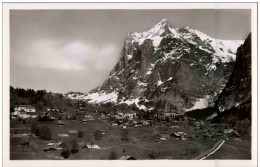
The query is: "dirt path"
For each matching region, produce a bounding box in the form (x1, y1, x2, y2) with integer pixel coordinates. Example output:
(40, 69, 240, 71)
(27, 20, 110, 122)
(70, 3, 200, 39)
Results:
(94, 117, 112, 127)
(192, 140, 225, 160)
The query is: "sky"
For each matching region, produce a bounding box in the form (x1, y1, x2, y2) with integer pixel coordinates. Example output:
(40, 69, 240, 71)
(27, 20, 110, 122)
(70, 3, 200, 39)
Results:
(10, 9, 251, 93)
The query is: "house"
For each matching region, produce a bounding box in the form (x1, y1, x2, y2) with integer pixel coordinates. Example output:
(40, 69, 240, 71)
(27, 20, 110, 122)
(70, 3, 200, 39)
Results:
(164, 112, 176, 118)
(118, 156, 137, 160)
(57, 134, 69, 137)
(68, 130, 79, 134)
(57, 120, 65, 125)
(178, 132, 187, 136)
(143, 121, 149, 126)
(224, 129, 240, 138)
(83, 144, 100, 149)
(82, 119, 88, 123)
(170, 132, 187, 139)
(224, 129, 234, 134)
(132, 121, 138, 125)
(12, 105, 37, 119)
(160, 137, 167, 141)
(111, 122, 118, 126)
(85, 114, 94, 120)
(46, 142, 63, 149)
(125, 112, 137, 120)
(170, 132, 181, 138)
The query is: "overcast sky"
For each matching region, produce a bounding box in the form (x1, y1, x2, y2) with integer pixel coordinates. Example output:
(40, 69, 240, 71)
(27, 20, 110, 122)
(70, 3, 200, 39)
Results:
(10, 9, 251, 93)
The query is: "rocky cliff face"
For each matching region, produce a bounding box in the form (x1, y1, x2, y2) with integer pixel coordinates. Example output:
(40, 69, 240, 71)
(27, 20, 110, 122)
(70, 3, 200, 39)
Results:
(70, 19, 244, 114)
(215, 33, 251, 116)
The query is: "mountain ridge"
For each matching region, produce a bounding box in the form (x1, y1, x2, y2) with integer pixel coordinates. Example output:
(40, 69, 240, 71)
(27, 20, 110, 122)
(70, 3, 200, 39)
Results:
(67, 19, 244, 114)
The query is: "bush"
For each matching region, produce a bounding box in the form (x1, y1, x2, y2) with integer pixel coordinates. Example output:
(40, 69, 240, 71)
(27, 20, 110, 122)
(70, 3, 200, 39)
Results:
(70, 139, 79, 154)
(38, 126, 52, 140)
(61, 149, 70, 159)
(78, 131, 83, 138)
(108, 151, 117, 160)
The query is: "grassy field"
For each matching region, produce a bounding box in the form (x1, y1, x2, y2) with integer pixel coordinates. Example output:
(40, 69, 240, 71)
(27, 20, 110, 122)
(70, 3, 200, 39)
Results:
(10, 118, 251, 160)
(206, 138, 251, 159)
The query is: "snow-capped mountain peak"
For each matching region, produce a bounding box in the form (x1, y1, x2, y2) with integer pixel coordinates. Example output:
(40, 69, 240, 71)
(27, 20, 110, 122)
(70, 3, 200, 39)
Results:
(68, 19, 244, 114)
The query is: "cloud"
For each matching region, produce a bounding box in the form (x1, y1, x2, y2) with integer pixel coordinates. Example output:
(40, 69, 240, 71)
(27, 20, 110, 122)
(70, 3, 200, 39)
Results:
(14, 39, 120, 72)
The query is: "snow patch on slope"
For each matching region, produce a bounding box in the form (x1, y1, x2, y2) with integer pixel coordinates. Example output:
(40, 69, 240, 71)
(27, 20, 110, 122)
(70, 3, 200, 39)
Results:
(185, 96, 211, 111)
(84, 91, 118, 103)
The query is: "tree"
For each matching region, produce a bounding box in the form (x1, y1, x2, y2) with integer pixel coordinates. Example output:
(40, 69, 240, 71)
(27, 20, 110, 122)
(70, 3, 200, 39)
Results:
(61, 149, 70, 159)
(108, 151, 117, 160)
(93, 130, 102, 140)
(78, 131, 83, 138)
(70, 139, 79, 154)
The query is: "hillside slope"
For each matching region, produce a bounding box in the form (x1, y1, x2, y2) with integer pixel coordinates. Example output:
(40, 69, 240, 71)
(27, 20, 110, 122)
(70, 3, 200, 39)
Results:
(215, 33, 251, 118)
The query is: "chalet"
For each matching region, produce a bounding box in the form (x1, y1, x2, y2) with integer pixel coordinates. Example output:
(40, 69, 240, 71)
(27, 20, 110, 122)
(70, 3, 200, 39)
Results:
(57, 120, 65, 126)
(132, 121, 138, 125)
(12, 105, 37, 119)
(111, 122, 118, 126)
(83, 144, 100, 149)
(164, 112, 176, 118)
(143, 121, 149, 126)
(160, 137, 167, 141)
(118, 156, 137, 160)
(68, 130, 79, 134)
(82, 119, 88, 123)
(46, 142, 63, 149)
(224, 129, 234, 134)
(170, 132, 181, 138)
(170, 132, 187, 139)
(57, 134, 69, 137)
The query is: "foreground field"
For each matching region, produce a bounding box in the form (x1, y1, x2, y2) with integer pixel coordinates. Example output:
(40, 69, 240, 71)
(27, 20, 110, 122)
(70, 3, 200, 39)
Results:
(10, 119, 251, 160)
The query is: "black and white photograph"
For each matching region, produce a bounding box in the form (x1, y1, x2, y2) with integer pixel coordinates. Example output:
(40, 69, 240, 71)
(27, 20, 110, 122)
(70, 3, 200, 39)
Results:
(2, 2, 258, 167)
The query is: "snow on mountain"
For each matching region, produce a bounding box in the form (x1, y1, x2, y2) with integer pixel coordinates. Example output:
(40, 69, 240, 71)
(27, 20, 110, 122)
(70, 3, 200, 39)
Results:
(67, 19, 244, 113)
(83, 91, 118, 103)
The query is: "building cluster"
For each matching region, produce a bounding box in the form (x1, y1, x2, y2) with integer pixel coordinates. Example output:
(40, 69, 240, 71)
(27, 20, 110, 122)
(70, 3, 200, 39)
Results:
(11, 105, 37, 119)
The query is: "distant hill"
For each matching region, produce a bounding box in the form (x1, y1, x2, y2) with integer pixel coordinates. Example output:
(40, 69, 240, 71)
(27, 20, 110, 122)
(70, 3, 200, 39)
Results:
(10, 86, 77, 114)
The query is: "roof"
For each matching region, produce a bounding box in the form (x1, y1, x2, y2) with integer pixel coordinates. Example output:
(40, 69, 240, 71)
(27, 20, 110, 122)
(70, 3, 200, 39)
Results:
(15, 105, 36, 109)
(84, 144, 100, 149)
(57, 120, 65, 124)
(58, 134, 69, 137)
(68, 130, 78, 134)
(171, 132, 181, 137)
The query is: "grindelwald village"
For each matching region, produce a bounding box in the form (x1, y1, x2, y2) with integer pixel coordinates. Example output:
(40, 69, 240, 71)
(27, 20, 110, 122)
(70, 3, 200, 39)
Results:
(10, 10, 251, 160)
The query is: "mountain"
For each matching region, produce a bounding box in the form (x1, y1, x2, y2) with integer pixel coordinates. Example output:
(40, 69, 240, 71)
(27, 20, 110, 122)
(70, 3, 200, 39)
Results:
(214, 33, 251, 119)
(70, 19, 244, 114)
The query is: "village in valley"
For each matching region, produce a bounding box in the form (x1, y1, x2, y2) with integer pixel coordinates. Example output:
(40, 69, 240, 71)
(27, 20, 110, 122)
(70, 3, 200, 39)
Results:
(10, 88, 250, 160)
(8, 9, 252, 161)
